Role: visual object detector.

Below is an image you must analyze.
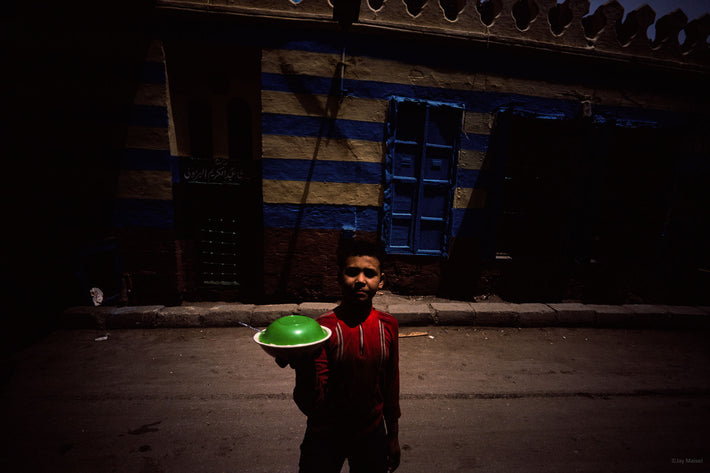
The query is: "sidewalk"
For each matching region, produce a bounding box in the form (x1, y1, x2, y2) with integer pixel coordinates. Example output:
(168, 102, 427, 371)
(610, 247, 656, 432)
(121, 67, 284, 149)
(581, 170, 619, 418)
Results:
(62, 291, 710, 330)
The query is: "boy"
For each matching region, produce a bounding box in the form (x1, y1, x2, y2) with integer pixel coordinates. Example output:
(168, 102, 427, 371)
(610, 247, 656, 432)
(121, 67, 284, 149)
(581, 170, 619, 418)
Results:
(280, 240, 401, 473)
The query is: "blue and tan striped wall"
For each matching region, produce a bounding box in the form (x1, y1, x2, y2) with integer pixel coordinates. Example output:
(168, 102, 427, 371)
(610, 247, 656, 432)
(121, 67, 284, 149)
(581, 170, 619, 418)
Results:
(113, 39, 174, 230)
(107, 33, 697, 300)
(259, 37, 697, 297)
(261, 39, 694, 242)
(261, 45, 493, 240)
(258, 41, 503, 296)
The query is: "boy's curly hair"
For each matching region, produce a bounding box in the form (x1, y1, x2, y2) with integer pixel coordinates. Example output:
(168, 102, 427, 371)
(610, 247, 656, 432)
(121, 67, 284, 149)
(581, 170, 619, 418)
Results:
(336, 239, 384, 270)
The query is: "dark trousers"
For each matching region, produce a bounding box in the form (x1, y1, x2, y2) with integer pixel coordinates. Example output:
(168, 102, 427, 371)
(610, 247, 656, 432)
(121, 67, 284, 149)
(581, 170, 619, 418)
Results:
(298, 421, 388, 473)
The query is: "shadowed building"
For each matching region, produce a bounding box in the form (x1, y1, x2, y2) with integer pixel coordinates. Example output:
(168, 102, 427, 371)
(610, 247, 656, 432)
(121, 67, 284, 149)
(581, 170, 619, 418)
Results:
(8, 0, 709, 310)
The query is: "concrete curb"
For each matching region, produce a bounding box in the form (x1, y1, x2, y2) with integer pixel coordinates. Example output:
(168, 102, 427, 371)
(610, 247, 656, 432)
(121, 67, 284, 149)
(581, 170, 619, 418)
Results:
(61, 302, 710, 330)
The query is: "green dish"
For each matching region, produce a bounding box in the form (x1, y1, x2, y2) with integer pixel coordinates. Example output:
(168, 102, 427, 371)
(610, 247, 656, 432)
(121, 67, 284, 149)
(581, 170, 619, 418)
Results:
(258, 315, 328, 346)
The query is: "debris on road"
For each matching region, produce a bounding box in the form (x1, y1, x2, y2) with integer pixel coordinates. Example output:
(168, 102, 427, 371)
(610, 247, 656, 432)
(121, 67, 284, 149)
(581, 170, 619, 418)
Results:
(399, 331, 429, 338)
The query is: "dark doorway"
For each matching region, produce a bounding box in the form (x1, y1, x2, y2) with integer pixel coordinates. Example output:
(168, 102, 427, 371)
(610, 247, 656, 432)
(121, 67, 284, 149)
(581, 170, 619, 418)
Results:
(488, 112, 595, 301)
(165, 41, 263, 301)
(486, 110, 704, 304)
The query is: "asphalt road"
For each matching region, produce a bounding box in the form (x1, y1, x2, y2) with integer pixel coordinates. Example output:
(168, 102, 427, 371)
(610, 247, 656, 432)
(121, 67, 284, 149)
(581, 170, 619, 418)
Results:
(1, 326, 708, 472)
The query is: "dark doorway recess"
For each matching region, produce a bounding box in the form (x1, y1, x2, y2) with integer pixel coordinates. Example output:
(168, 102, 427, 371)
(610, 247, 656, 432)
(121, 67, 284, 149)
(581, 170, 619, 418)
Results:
(486, 111, 708, 304)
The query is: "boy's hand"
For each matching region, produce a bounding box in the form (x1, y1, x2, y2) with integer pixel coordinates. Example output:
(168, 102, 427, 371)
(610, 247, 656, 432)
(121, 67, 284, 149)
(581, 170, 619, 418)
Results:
(274, 351, 320, 369)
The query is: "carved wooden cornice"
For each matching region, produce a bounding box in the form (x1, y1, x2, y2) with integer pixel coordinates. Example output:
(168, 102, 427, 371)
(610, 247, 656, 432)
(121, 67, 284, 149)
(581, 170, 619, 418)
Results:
(156, 0, 710, 70)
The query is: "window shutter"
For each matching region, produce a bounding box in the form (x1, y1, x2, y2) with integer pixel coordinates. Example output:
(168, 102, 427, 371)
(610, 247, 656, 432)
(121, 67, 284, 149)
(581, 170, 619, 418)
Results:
(384, 98, 462, 256)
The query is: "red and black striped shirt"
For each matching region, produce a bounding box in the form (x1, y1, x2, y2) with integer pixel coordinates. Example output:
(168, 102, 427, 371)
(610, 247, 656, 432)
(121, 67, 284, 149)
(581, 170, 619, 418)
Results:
(294, 307, 401, 435)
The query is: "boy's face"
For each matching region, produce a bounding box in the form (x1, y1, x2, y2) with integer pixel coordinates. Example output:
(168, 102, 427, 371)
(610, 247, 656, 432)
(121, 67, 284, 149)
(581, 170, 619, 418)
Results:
(339, 255, 384, 305)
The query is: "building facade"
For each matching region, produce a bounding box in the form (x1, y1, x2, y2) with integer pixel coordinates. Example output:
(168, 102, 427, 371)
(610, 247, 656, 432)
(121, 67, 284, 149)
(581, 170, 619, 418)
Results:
(32, 0, 709, 306)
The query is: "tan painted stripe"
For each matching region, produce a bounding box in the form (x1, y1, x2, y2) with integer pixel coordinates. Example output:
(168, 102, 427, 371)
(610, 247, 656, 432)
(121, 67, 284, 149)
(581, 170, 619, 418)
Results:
(263, 49, 693, 112)
(263, 135, 385, 163)
(133, 83, 167, 107)
(458, 148, 487, 170)
(117, 170, 173, 200)
(464, 111, 493, 135)
(454, 188, 487, 209)
(124, 126, 170, 150)
(263, 49, 340, 76)
(262, 180, 383, 206)
(262, 90, 387, 123)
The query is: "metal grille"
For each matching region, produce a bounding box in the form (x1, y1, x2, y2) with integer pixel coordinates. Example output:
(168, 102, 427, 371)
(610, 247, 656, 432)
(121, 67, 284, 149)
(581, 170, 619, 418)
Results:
(198, 217, 240, 286)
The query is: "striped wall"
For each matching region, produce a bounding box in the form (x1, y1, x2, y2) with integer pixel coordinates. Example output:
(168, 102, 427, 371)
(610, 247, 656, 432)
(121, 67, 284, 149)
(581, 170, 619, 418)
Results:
(261, 46, 492, 241)
(113, 40, 175, 230)
(104, 32, 700, 300)
(261, 40, 685, 245)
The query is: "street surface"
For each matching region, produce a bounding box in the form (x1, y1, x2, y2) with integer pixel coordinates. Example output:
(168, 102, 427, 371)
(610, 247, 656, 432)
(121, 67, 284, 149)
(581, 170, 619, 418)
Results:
(1, 326, 708, 472)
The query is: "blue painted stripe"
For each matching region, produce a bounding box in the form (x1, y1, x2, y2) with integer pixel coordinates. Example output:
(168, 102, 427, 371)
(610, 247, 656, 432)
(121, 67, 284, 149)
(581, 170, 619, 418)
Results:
(170, 155, 182, 184)
(456, 169, 483, 189)
(264, 204, 493, 236)
(147, 28, 694, 127)
(270, 38, 696, 123)
(589, 105, 683, 128)
(261, 73, 335, 97)
(262, 72, 684, 126)
(261, 72, 567, 113)
(113, 198, 174, 229)
(263, 158, 383, 184)
(260, 168, 486, 234)
(141, 62, 166, 84)
(461, 133, 489, 151)
(262, 113, 384, 141)
(129, 105, 168, 127)
(122, 148, 171, 171)
(263, 204, 380, 231)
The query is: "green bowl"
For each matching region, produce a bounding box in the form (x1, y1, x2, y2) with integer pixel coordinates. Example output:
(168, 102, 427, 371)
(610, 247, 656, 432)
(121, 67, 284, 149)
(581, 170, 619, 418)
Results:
(254, 315, 331, 361)
(258, 315, 329, 346)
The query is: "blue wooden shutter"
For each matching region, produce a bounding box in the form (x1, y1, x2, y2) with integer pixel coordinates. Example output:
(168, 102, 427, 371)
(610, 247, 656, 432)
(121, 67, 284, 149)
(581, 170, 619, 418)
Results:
(384, 98, 462, 256)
